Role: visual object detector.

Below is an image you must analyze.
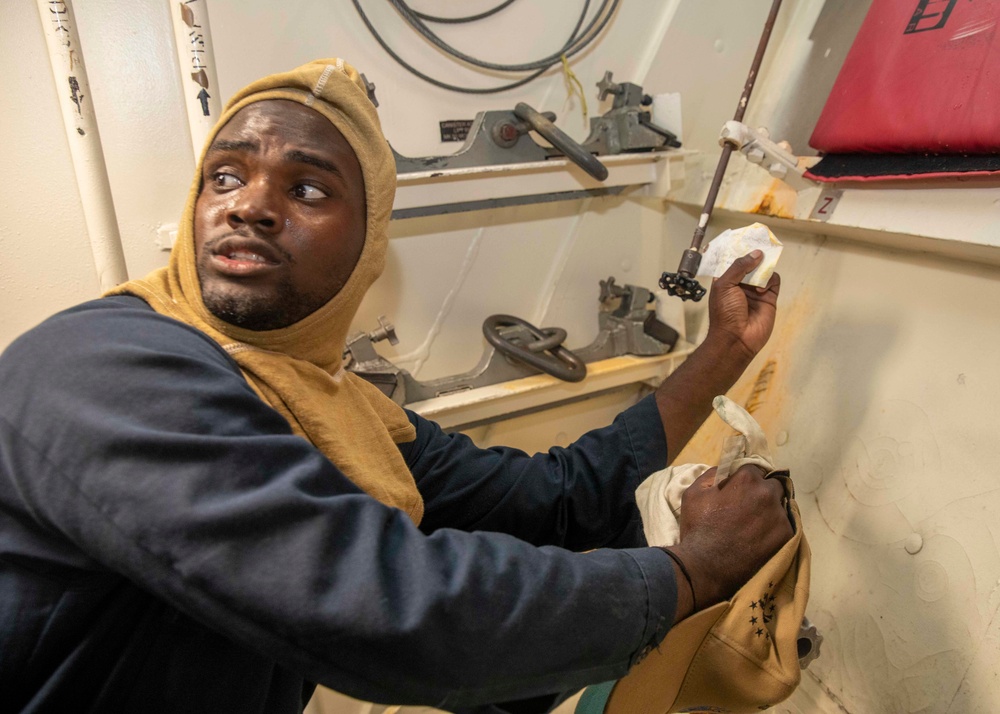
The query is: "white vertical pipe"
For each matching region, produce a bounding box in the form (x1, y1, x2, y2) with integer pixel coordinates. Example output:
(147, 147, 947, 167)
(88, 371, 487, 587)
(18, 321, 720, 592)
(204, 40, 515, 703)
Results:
(169, 0, 222, 159)
(36, 0, 129, 291)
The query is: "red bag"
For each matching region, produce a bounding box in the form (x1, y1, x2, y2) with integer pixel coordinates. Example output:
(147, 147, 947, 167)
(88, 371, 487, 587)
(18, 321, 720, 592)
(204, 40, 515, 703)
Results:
(807, 0, 1000, 181)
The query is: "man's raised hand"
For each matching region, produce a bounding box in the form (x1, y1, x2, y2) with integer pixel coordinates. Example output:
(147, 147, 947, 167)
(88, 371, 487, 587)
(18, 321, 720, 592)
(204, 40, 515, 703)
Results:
(707, 251, 780, 362)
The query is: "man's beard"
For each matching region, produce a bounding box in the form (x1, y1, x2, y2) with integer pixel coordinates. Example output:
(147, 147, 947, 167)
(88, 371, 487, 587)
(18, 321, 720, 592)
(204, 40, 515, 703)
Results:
(199, 273, 329, 331)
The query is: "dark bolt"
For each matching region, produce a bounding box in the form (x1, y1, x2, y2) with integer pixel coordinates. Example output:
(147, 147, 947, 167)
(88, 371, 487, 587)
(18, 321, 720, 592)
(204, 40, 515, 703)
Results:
(498, 123, 519, 142)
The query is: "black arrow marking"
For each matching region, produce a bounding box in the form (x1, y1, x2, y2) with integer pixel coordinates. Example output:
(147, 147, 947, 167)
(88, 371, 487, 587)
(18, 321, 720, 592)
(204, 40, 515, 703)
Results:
(197, 88, 210, 116)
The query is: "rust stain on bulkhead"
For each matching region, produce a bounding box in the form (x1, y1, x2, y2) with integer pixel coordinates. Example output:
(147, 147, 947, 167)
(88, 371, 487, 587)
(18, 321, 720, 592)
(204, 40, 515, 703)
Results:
(744, 359, 777, 415)
(672, 289, 814, 466)
(748, 179, 796, 219)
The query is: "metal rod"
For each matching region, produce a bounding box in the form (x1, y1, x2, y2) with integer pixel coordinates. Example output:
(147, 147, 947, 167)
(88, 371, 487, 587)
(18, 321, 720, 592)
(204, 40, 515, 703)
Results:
(688, 0, 784, 255)
(690, 143, 734, 254)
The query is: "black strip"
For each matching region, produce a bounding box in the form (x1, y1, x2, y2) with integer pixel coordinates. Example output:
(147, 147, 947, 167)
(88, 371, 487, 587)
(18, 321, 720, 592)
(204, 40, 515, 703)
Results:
(806, 152, 1000, 179)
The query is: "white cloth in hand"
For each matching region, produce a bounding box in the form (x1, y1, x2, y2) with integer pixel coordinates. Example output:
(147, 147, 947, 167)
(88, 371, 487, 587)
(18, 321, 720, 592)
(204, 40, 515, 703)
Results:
(635, 396, 775, 547)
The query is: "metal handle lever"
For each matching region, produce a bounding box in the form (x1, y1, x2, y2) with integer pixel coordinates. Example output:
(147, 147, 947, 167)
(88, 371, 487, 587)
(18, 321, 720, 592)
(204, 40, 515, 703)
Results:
(512, 103, 609, 181)
(482, 315, 587, 383)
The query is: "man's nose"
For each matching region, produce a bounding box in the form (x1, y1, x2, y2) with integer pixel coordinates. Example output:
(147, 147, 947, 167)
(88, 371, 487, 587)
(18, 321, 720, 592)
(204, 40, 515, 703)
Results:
(226, 179, 281, 233)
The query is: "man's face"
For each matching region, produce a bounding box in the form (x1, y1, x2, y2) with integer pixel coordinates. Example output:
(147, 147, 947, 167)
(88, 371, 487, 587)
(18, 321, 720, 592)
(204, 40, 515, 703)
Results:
(194, 100, 367, 331)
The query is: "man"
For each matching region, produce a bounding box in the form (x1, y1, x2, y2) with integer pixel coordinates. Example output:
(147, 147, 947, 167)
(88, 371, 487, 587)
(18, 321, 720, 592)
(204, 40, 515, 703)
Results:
(0, 59, 790, 713)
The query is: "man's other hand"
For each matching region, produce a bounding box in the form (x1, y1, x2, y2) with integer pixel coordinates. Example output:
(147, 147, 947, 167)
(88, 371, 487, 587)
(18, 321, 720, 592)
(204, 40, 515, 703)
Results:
(707, 251, 780, 362)
(668, 464, 793, 611)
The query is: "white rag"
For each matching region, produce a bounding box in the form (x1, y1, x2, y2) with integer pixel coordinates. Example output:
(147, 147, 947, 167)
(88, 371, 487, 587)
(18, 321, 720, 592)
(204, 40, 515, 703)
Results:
(696, 222, 783, 288)
(635, 395, 775, 547)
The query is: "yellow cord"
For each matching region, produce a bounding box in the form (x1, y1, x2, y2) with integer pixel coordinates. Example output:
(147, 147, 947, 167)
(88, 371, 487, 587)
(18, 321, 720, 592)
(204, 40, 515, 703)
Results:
(560, 54, 588, 128)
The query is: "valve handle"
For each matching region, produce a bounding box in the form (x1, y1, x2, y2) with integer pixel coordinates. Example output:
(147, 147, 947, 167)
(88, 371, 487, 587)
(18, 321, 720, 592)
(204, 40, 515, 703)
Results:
(659, 272, 706, 302)
(512, 103, 609, 181)
(482, 315, 587, 383)
(660, 248, 707, 302)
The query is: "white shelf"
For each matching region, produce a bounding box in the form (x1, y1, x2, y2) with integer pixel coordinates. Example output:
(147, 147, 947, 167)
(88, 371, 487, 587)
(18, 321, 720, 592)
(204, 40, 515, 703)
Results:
(667, 151, 1000, 268)
(393, 151, 686, 219)
(407, 344, 694, 431)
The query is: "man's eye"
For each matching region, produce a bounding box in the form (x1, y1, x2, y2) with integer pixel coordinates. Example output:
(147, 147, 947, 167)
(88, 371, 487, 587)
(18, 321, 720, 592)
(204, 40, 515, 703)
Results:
(292, 184, 329, 200)
(212, 172, 243, 188)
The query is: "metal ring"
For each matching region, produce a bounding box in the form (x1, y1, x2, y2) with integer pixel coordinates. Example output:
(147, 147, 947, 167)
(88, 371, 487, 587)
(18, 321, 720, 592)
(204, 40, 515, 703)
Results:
(524, 327, 567, 353)
(483, 314, 587, 383)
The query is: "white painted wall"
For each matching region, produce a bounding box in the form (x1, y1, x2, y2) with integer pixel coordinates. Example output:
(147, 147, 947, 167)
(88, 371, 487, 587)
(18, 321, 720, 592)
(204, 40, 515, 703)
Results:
(0, 0, 686, 367)
(651, 1, 1000, 710)
(1, 0, 102, 342)
(7, 0, 1000, 712)
(666, 210, 1000, 714)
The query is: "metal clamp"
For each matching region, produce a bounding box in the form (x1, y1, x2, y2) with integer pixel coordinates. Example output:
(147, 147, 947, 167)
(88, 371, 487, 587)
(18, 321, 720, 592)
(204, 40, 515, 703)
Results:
(583, 71, 681, 156)
(393, 72, 677, 181)
(394, 103, 607, 181)
(720, 120, 816, 191)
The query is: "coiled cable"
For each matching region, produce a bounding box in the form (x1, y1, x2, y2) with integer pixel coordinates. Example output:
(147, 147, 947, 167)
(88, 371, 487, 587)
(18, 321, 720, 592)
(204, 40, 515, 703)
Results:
(406, 0, 517, 25)
(352, 0, 619, 94)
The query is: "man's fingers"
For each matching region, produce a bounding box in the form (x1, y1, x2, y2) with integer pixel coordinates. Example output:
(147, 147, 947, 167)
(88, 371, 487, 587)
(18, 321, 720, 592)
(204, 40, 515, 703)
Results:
(755, 271, 781, 295)
(760, 472, 787, 502)
(725, 463, 767, 484)
(727, 463, 785, 504)
(717, 251, 764, 287)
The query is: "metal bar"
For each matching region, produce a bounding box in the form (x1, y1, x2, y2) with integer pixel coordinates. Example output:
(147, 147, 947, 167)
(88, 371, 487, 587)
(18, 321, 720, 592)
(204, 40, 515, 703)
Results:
(688, 0, 784, 254)
(690, 143, 734, 253)
(390, 186, 627, 220)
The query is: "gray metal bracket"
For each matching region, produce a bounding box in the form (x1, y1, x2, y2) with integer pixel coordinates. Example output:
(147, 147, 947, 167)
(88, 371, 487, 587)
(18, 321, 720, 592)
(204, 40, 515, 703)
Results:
(719, 120, 817, 191)
(392, 71, 680, 178)
(581, 71, 681, 155)
(344, 278, 680, 406)
(393, 109, 557, 175)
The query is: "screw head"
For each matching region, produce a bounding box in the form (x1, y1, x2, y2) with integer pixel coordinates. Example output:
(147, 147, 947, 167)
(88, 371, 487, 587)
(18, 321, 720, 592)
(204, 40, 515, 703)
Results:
(492, 120, 522, 148)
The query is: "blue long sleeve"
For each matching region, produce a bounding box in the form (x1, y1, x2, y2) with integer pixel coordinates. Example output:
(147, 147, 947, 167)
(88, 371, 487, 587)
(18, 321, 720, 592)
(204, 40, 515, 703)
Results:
(405, 396, 666, 552)
(0, 297, 677, 713)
